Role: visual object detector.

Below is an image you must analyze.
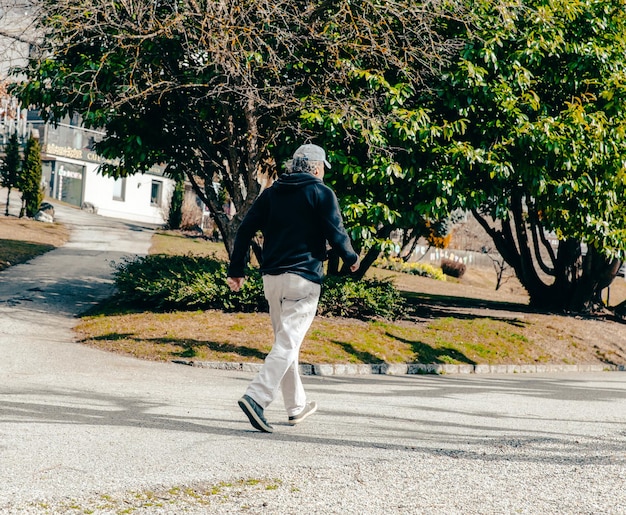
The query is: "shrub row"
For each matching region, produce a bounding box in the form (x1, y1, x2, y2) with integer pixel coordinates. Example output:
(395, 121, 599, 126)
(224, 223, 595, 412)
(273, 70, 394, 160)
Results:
(113, 254, 405, 320)
(113, 253, 264, 312)
(374, 257, 446, 281)
(319, 275, 404, 320)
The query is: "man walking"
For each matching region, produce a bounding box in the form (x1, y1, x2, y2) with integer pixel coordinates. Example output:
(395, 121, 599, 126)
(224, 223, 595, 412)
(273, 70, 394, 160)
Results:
(227, 143, 360, 433)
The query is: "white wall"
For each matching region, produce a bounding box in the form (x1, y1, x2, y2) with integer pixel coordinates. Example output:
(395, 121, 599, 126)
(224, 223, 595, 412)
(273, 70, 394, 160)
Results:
(55, 157, 174, 225)
(84, 166, 174, 226)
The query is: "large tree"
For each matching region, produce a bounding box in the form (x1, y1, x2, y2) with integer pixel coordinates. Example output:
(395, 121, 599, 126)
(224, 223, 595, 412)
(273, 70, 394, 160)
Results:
(415, 0, 626, 312)
(13, 0, 464, 266)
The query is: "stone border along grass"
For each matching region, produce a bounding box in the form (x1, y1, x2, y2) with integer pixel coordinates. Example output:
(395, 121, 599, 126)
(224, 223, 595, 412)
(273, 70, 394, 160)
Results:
(172, 360, 625, 375)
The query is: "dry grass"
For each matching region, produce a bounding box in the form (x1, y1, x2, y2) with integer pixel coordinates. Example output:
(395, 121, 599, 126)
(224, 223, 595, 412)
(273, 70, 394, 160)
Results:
(75, 297, 626, 366)
(0, 215, 69, 270)
(75, 231, 626, 367)
(149, 229, 229, 259)
(1, 211, 624, 368)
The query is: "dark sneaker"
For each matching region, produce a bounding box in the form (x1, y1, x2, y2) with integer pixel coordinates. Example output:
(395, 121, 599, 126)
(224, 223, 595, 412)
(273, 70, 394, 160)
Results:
(288, 401, 318, 426)
(238, 395, 273, 433)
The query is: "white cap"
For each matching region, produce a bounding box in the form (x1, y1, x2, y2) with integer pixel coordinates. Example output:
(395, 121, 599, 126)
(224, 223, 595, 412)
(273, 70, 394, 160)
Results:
(293, 143, 331, 169)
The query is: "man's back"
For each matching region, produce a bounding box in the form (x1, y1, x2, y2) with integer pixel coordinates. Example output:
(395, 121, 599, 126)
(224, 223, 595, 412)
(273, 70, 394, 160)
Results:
(227, 145, 358, 285)
(256, 172, 329, 281)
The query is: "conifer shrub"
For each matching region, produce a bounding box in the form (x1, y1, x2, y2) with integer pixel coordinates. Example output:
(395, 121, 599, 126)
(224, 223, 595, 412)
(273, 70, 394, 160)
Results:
(20, 136, 44, 218)
(1, 131, 21, 216)
(167, 178, 184, 230)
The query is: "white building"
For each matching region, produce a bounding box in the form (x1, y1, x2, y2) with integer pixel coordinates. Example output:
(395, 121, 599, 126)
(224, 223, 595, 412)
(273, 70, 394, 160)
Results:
(35, 116, 175, 225)
(1, 0, 176, 226)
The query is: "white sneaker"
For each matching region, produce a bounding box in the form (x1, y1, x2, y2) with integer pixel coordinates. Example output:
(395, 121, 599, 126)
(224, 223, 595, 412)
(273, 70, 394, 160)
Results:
(288, 401, 318, 425)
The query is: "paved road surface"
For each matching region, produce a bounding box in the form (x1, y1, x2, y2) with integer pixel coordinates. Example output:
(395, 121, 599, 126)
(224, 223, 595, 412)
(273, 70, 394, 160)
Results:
(1, 203, 625, 514)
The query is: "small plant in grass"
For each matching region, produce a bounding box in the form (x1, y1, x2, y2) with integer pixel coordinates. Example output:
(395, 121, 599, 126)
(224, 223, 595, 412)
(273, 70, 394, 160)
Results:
(440, 258, 466, 278)
(374, 256, 446, 281)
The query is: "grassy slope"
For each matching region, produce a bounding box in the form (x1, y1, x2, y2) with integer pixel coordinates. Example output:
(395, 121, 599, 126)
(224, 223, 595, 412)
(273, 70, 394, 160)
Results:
(3, 192, 624, 367)
(75, 231, 626, 368)
(0, 216, 69, 270)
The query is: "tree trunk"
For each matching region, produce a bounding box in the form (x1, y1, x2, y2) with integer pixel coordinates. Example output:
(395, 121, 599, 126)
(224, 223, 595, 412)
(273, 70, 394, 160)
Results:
(562, 248, 619, 312)
(4, 187, 10, 216)
(349, 225, 393, 279)
(473, 206, 620, 314)
(527, 242, 619, 312)
(184, 156, 259, 261)
(351, 245, 380, 280)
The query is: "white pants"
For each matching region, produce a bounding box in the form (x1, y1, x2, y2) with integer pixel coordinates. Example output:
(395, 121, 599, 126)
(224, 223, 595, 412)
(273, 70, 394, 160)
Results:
(245, 273, 321, 417)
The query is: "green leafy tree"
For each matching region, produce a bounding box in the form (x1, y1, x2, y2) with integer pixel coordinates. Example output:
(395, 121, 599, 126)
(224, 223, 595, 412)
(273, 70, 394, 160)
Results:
(0, 130, 20, 216)
(19, 135, 43, 218)
(415, 0, 626, 313)
(12, 0, 465, 271)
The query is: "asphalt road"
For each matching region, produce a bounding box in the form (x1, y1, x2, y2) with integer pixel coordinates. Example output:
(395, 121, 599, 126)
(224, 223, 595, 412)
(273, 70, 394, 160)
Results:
(1, 203, 625, 514)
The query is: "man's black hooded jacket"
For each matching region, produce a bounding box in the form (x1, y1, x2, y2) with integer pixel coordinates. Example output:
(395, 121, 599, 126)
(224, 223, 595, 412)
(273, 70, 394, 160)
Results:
(227, 172, 358, 284)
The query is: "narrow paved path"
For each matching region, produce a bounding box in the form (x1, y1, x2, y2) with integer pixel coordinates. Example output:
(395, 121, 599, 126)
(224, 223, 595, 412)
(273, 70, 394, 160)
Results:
(1, 204, 625, 514)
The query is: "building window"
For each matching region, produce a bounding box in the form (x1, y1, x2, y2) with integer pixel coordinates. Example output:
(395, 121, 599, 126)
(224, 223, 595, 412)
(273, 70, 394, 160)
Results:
(151, 180, 162, 206)
(112, 178, 126, 201)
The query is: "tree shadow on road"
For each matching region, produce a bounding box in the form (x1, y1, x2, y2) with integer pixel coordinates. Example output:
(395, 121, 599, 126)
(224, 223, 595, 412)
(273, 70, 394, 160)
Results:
(2, 376, 625, 468)
(83, 332, 269, 361)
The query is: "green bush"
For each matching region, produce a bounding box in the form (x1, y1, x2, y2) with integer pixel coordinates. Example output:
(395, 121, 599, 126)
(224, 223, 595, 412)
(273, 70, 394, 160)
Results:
(374, 256, 446, 281)
(319, 276, 405, 320)
(113, 254, 266, 312)
(113, 254, 404, 320)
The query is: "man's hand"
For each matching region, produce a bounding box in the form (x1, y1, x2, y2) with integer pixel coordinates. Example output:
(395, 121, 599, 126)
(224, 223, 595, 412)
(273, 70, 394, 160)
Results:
(350, 258, 360, 273)
(227, 277, 245, 292)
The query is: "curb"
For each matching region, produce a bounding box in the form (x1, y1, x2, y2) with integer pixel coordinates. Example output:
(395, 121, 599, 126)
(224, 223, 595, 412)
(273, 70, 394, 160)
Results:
(172, 360, 626, 376)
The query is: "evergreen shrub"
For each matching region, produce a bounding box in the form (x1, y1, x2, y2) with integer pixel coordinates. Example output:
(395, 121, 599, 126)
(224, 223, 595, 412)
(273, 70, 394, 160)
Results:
(20, 136, 44, 218)
(319, 276, 404, 320)
(113, 254, 404, 320)
(113, 254, 266, 312)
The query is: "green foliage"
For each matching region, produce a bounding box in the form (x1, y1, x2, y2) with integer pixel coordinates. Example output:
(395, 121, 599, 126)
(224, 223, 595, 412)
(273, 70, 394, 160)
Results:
(306, 87, 439, 264)
(0, 131, 21, 188)
(374, 257, 447, 281)
(19, 136, 43, 218)
(113, 254, 265, 313)
(12, 0, 467, 266)
(318, 276, 405, 320)
(411, 0, 626, 310)
(420, 0, 626, 259)
(113, 254, 404, 320)
(0, 131, 20, 216)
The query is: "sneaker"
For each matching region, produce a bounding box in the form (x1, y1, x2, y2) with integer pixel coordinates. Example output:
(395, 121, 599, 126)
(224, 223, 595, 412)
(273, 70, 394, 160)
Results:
(288, 401, 318, 425)
(238, 395, 274, 433)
